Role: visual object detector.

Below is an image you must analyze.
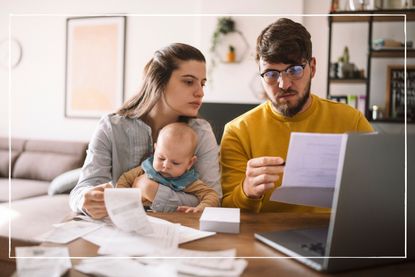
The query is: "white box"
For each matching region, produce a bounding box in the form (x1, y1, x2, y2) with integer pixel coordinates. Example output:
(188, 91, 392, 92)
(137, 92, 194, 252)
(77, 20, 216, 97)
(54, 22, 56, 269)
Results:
(199, 207, 240, 234)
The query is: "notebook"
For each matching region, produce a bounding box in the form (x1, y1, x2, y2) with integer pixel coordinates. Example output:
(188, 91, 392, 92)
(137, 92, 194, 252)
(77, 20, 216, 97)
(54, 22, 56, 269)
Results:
(255, 133, 410, 272)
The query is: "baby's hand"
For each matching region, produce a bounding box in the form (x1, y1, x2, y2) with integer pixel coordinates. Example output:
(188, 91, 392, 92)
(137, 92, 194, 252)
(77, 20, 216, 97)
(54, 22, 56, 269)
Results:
(177, 206, 202, 213)
(132, 174, 159, 202)
(132, 175, 146, 188)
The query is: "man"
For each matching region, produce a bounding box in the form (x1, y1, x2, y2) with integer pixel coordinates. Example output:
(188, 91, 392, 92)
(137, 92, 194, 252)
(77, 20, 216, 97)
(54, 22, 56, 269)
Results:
(220, 18, 373, 213)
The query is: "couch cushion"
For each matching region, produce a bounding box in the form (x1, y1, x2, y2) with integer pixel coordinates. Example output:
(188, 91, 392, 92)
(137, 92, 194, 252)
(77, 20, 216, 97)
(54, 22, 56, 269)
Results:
(13, 153, 83, 181)
(11, 139, 87, 181)
(0, 151, 20, 178)
(0, 138, 26, 178)
(0, 178, 50, 202)
(0, 137, 26, 152)
(25, 139, 86, 157)
(0, 194, 71, 242)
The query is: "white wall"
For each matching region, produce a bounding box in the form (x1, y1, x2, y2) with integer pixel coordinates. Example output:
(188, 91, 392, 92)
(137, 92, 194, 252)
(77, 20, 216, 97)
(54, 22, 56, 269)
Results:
(0, 0, 305, 141)
(0, 0, 413, 141)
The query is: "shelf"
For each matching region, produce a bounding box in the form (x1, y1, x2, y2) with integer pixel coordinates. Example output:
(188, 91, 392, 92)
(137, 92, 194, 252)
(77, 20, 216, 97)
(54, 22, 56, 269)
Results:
(220, 61, 243, 64)
(330, 9, 415, 22)
(371, 49, 415, 58)
(369, 118, 414, 124)
(330, 14, 371, 22)
(329, 78, 367, 84)
(327, 9, 415, 123)
(213, 30, 249, 65)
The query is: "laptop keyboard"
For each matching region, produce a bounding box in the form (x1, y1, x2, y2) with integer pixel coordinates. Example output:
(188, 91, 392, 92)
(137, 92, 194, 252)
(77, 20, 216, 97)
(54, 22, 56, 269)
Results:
(301, 242, 325, 256)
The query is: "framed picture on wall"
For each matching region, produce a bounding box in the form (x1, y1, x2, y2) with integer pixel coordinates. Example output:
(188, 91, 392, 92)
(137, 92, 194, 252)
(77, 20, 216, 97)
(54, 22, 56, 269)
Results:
(65, 16, 126, 118)
(385, 65, 415, 122)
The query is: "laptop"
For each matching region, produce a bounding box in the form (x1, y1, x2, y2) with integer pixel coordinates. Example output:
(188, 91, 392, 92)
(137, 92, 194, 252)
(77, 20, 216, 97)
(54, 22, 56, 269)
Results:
(255, 133, 411, 272)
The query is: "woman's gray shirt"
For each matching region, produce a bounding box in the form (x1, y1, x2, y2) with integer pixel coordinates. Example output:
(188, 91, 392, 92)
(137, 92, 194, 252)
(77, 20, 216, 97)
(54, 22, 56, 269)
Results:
(69, 114, 222, 213)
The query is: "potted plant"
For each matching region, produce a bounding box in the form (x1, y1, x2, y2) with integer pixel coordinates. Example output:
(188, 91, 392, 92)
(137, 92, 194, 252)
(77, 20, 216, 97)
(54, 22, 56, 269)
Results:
(227, 45, 236, 63)
(210, 17, 235, 53)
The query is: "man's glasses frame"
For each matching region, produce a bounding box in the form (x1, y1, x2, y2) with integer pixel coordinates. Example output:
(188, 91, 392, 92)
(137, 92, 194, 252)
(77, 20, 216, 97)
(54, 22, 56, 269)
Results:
(259, 63, 307, 85)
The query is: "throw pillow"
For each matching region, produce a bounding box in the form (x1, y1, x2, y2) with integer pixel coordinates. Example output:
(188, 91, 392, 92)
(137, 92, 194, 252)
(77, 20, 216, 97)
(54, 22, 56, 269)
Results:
(48, 167, 82, 195)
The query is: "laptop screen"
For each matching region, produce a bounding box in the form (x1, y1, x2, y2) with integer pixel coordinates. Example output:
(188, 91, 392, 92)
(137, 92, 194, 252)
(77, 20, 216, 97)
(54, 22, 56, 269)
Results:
(255, 133, 407, 272)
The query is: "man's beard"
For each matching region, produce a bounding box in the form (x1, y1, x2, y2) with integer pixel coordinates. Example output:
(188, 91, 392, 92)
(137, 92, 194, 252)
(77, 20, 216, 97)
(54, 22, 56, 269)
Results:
(272, 78, 311, 117)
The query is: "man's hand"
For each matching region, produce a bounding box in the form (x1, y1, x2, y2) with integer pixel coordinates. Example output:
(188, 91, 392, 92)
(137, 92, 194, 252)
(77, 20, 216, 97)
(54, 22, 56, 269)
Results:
(83, 183, 113, 219)
(133, 174, 159, 202)
(243, 156, 285, 199)
(177, 205, 202, 213)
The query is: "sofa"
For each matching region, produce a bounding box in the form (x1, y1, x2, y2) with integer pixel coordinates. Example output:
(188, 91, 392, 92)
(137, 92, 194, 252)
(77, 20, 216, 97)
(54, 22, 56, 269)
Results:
(0, 137, 87, 242)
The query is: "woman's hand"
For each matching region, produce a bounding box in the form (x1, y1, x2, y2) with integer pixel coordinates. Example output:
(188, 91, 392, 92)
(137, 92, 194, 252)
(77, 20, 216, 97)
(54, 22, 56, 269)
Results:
(177, 205, 202, 213)
(243, 156, 285, 199)
(133, 174, 159, 202)
(83, 183, 113, 219)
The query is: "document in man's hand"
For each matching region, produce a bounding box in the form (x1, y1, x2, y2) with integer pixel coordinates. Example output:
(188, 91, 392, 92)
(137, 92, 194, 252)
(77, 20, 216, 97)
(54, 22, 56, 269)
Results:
(270, 132, 348, 208)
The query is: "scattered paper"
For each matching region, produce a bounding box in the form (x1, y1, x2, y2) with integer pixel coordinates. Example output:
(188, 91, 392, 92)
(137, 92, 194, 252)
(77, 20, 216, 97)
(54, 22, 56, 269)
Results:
(97, 221, 180, 256)
(36, 220, 104, 244)
(104, 188, 153, 235)
(148, 216, 216, 244)
(177, 224, 216, 244)
(139, 248, 247, 277)
(15, 246, 71, 277)
(75, 257, 177, 277)
(151, 248, 237, 270)
(149, 220, 180, 247)
(73, 214, 113, 225)
(82, 224, 120, 246)
(81, 215, 215, 257)
(177, 259, 248, 277)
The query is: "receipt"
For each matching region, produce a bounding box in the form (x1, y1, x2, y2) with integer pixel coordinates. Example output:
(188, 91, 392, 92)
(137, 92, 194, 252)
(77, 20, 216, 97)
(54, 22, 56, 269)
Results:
(104, 188, 153, 235)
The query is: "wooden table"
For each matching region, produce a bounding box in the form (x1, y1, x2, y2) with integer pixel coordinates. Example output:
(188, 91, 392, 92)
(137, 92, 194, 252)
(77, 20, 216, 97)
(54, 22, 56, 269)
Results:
(1, 212, 414, 276)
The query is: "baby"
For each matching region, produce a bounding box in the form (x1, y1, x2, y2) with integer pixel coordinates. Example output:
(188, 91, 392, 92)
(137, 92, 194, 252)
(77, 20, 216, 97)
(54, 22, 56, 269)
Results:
(116, 122, 219, 213)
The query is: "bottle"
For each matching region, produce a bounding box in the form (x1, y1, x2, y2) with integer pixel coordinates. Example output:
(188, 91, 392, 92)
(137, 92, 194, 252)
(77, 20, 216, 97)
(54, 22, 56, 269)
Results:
(372, 105, 378, 120)
(343, 46, 350, 64)
(330, 0, 340, 12)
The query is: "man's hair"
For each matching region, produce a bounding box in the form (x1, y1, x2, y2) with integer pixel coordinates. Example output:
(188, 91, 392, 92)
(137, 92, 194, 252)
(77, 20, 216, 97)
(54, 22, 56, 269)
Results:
(157, 123, 198, 155)
(256, 18, 312, 65)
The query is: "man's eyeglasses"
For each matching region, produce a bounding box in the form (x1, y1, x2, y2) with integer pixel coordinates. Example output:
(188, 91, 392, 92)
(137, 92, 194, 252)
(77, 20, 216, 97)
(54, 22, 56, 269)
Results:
(260, 63, 307, 85)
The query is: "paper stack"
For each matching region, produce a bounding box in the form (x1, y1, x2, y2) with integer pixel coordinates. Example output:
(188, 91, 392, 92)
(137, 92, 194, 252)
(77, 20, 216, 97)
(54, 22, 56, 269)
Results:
(199, 207, 240, 234)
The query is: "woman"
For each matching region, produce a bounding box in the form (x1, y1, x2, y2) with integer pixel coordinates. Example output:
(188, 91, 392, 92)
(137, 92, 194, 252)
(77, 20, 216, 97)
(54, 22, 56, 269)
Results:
(69, 43, 221, 219)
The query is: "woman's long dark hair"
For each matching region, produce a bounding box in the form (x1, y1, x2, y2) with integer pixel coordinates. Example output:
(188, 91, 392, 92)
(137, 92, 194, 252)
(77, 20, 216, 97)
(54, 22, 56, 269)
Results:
(117, 43, 206, 119)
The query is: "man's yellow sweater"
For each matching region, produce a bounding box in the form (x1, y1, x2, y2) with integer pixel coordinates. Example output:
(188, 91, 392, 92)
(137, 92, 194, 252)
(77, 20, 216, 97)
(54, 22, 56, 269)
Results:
(220, 94, 374, 213)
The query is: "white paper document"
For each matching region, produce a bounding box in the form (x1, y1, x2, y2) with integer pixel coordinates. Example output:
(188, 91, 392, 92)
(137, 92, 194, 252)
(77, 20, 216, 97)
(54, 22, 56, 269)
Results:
(176, 224, 216, 244)
(75, 257, 177, 277)
(97, 220, 180, 256)
(82, 224, 121, 247)
(82, 215, 214, 256)
(104, 188, 153, 235)
(15, 246, 71, 277)
(140, 248, 247, 277)
(36, 220, 104, 244)
(148, 216, 216, 244)
(177, 259, 247, 277)
(151, 248, 237, 270)
(271, 132, 347, 208)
